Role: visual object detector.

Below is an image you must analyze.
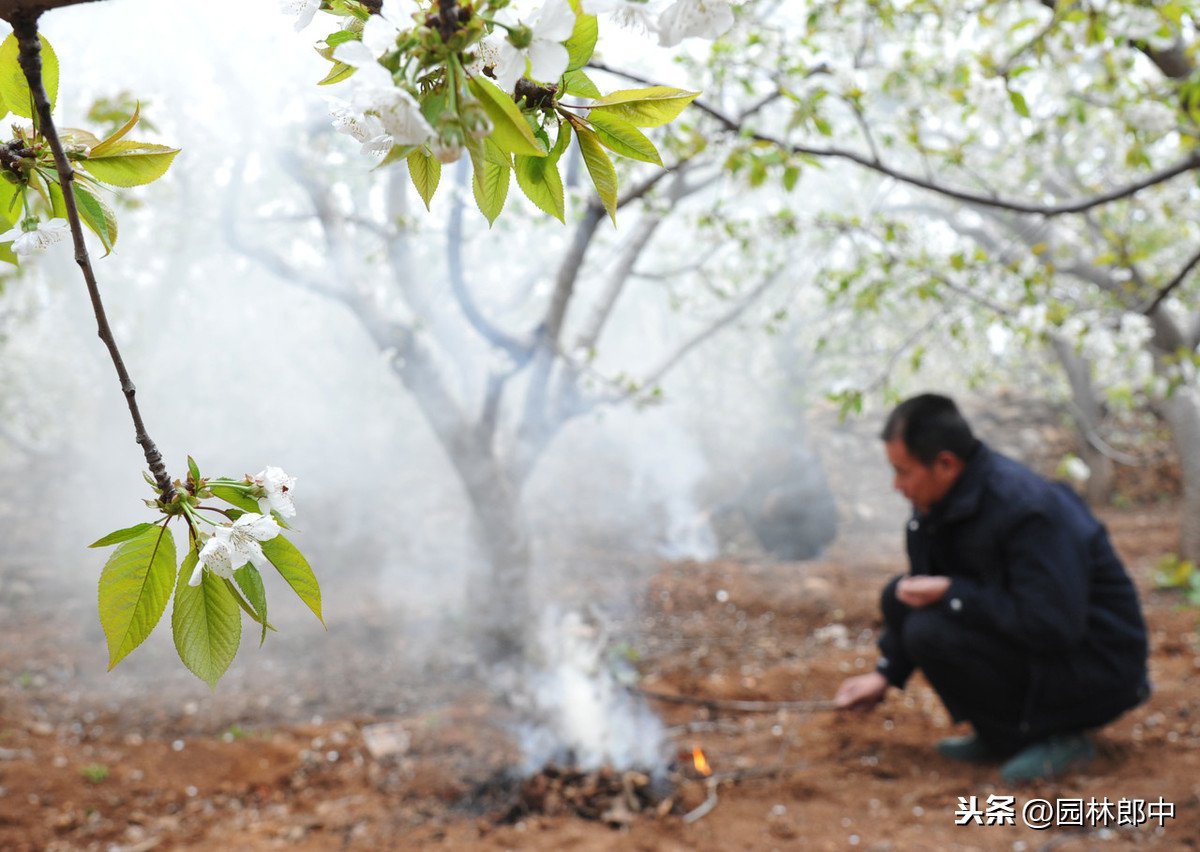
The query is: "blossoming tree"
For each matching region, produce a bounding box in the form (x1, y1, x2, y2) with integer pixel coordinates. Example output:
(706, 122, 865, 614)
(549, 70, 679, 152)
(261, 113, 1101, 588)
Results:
(666, 0, 1200, 560)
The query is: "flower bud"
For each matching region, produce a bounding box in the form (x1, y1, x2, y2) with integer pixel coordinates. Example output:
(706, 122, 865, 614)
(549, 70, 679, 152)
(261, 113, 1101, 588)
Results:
(507, 23, 534, 50)
(431, 139, 463, 163)
(460, 103, 493, 139)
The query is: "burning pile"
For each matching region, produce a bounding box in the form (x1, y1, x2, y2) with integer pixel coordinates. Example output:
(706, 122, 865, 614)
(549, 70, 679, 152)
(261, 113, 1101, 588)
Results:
(467, 609, 732, 827)
(501, 765, 670, 826)
(476, 744, 715, 827)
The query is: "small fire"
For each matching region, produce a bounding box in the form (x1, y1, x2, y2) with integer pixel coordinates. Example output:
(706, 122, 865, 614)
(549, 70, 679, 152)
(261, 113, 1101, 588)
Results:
(692, 745, 712, 777)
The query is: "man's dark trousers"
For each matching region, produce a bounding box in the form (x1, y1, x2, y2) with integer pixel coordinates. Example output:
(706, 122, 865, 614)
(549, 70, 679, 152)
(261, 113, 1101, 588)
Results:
(881, 574, 1033, 755)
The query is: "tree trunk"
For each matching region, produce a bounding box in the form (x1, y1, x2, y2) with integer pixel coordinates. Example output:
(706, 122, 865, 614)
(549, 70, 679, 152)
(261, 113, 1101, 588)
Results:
(1049, 335, 1115, 505)
(1159, 386, 1200, 563)
(451, 449, 534, 663)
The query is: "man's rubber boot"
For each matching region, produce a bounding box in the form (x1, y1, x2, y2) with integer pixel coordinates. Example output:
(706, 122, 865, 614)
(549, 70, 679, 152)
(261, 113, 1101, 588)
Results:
(999, 733, 1096, 783)
(935, 733, 999, 763)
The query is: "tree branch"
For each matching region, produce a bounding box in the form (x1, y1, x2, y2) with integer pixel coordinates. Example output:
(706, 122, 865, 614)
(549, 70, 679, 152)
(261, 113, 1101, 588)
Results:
(1138, 243, 1200, 317)
(0, 0, 107, 20)
(588, 61, 1200, 218)
(622, 266, 781, 402)
(13, 12, 176, 502)
(447, 159, 537, 360)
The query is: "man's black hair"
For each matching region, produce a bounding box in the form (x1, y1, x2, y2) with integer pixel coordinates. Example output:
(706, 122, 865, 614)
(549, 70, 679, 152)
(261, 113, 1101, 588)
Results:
(880, 393, 978, 466)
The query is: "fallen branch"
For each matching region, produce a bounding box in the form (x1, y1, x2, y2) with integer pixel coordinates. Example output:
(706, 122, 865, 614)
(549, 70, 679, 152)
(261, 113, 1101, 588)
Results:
(631, 685, 837, 713)
(680, 762, 815, 825)
(681, 777, 719, 824)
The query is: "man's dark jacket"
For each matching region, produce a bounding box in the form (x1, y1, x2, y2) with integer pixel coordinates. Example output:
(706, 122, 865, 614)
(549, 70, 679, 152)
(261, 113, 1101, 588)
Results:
(877, 442, 1150, 738)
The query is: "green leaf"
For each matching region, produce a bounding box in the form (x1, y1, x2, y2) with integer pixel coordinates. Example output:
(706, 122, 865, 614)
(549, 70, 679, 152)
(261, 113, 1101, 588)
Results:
(323, 29, 359, 48)
(89, 103, 142, 157)
(62, 127, 104, 150)
(230, 566, 273, 647)
(586, 112, 661, 165)
(514, 152, 565, 221)
(588, 87, 699, 128)
(574, 121, 618, 224)
(407, 149, 441, 210)
(563, 9, 598, 73)
(71, 183, 118, 254)
(0, 179, 20, 225)
(83, 141, 180, 187)
(0, 33, 58, 119)
(376, 142, 414, 169)
(1008, 89, 1030, 118)
(473, 144, 511, 225)
(98, 525, 177, 670)
(467, 76, 546, 157)
(210, 485, 259, 514)
(562, 69, 601, 99)
(318, 61, 356, 86)
(261, 535, 324, 625)
(48, 178, 116, 252)
(172, 549, 241, 689)
(0, 179, 19, 264)
(90, 522, 157, 548)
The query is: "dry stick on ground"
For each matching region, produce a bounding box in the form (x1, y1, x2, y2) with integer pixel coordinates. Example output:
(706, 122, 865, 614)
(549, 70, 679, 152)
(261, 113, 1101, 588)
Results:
(11, 11, 177, 502)
(681, 763, 815, 824)
(630, 685, 838, 713)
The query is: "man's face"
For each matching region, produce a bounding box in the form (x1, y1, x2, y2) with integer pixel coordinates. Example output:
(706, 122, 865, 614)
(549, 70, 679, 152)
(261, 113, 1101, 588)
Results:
(885, 438, 962, 514)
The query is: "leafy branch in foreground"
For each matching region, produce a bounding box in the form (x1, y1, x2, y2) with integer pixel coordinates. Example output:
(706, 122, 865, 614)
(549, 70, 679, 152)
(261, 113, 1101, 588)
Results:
(303, 0, 722, 223)
(0, 31, 178, 263)
(4, 15, 322, 687)
(93, 462, 322, 689)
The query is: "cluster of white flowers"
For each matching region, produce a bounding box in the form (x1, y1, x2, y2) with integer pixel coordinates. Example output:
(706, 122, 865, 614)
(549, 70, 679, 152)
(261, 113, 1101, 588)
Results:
(580, 0, 733, 48)
(191, 466, 297, 585)
(0, 218, 70, 258)
(1097, 1, 1178, 50)
(190, 512, 281, 585)
(1125, 101, 1177, 136)
(283, 0, 733, 161)
(1015, 303, 1049, 339)
(485, 0, 577, 92)
(252, 465, 298, 518)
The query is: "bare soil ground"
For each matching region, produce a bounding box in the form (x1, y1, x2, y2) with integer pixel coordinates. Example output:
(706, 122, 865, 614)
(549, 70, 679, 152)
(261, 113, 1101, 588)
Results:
(1, 506, 1197, 852)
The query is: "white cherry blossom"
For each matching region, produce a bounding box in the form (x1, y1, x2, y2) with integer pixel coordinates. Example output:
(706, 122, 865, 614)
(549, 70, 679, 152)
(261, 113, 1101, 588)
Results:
(329, 97, 394, 155)
(280, 0, 321, 32)
(189, 513, 281, 586)
(582, 0, 663, 34)
(362, 0, 421, 56)
(655, 0, 733, 47)
(0, 218, 70, 258)
(333, 42, 435, 147)
(252, 466, 297, 519)
(491, 0, 576, 92)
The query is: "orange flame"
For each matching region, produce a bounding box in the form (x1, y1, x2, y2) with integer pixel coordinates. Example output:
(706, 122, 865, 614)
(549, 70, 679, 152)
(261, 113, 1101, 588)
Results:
(692, 745, 712, 777)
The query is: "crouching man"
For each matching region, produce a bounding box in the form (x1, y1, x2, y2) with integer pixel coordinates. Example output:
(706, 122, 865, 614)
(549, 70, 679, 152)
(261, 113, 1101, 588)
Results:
(835, 393, 1150, 783)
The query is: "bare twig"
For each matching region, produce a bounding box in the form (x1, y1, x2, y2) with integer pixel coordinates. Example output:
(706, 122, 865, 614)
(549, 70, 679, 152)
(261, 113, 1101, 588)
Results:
(681, 777, 718, 824)
(1138, 243, 1200, 317)
(631, 685, 837, 713)
(680, 761, 816, 824)
(12, 12, 176, 502)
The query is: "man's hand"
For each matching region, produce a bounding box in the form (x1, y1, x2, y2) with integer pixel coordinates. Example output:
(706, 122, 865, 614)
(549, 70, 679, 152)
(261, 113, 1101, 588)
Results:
(896, 575, 951, 608)
(834, 671, 889, 712)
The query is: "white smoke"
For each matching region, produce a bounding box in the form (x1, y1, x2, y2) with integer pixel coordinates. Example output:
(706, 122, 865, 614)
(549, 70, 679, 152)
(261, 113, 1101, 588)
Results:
(515, 607, 668, 775)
